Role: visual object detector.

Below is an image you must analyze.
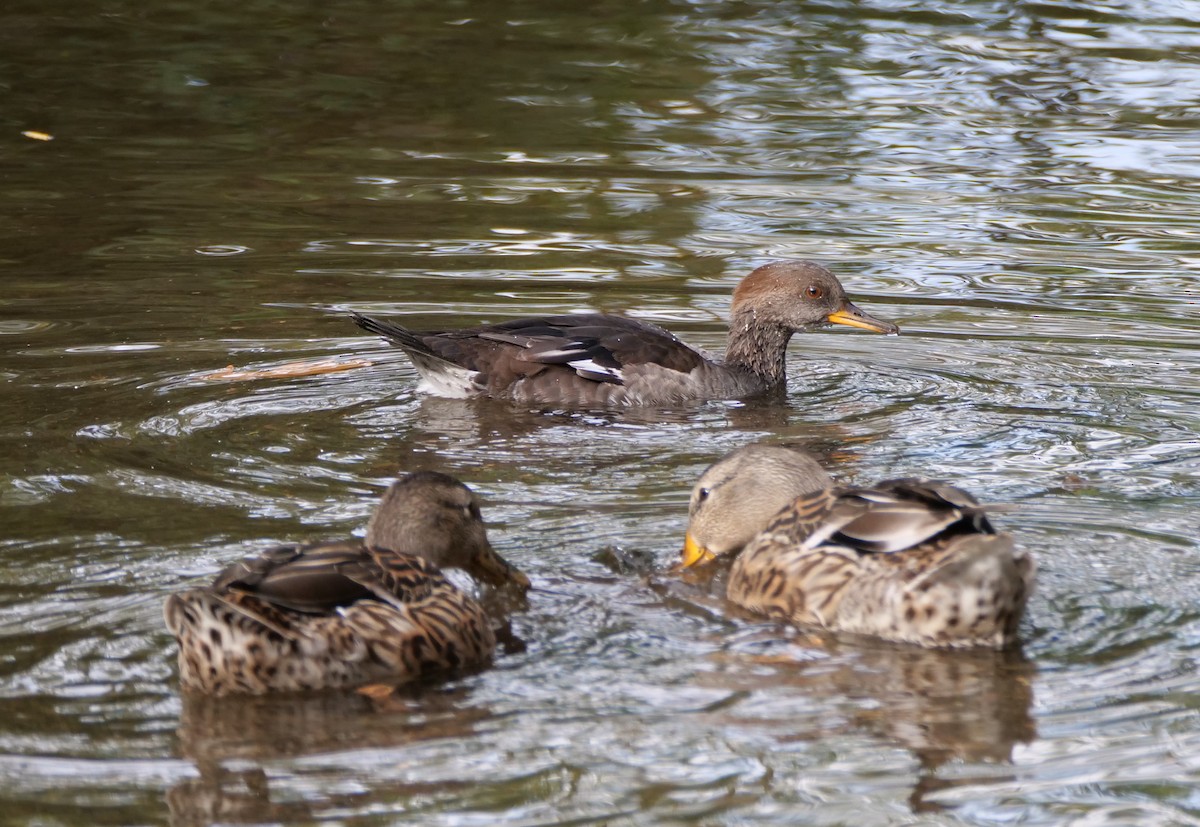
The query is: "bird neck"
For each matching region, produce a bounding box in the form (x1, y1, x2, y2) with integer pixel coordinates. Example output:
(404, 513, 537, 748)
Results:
(367, 519, 445, 564)
(723, 309, 795, 386)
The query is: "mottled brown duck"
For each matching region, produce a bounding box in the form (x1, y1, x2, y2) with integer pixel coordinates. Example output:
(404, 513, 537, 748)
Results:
(351, 260, 898, 406)
(164, 472, 529, 695)
(681, 444, 1035, 648)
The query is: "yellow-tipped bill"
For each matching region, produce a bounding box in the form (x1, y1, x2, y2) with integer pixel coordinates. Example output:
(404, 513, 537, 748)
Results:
(681, 532, 717, 568)
(827, 301, 899, 335)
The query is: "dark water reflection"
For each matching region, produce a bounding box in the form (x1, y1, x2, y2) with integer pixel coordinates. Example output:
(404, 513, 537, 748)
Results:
(2, 0, 1199, 823)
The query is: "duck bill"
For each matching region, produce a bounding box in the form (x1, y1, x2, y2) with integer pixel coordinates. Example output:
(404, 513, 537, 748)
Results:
(827, 301, 899, 335)
(471, 544, 531, 591)
(681, 533, 717, 568)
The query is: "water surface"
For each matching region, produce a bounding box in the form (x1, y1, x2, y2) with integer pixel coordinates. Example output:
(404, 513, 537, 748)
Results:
(2, 0, 1199, 824)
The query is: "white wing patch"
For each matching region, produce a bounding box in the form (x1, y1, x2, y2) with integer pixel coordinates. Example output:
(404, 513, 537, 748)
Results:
(567, 358, 625, 383)
(525, 343, 588, 360)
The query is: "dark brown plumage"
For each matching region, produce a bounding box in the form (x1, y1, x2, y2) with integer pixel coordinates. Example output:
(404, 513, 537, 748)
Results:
(352, 260, 898, 406)
(164, 472, 529, 695)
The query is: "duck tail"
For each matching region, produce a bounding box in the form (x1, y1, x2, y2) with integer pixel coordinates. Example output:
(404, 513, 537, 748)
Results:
(909, 534, 1019, 591)
(351, 312, 434, 356)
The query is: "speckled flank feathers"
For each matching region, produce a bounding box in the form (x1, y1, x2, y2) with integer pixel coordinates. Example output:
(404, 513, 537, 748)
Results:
(352, 260, 898, 407)
(684, 445, 1035, 648)
(163, 472, 529, 695)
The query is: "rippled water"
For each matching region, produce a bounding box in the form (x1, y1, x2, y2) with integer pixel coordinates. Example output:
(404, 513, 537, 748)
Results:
(2, 0, 1199, 823)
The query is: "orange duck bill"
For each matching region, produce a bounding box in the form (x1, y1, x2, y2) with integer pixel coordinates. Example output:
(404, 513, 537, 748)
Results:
(681, 532, 717, 568)
(827, 300, 900, 335)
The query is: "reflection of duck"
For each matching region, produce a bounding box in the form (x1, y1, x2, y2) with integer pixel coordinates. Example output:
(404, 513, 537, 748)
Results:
(689, 634, 1036, 814)
(838, 642, 1036, 769)
(681, 444, 1035, 647)
(352, 261, 897, 406)
(168, 685, 493, 825)
(164, 472, 529, 695)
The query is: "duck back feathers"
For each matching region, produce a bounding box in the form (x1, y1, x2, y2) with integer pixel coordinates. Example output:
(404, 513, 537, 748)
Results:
(164, 541, 497, 695)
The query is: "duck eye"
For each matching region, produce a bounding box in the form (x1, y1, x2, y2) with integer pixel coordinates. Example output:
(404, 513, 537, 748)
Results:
(805, 284, 823, 299)
(696, 487, 710, 504)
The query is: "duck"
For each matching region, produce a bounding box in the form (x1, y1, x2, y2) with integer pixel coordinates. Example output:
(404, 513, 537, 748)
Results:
(163, 471, 530, 695)
(680, 444, 1035, 648)
(351, 260, 898, 407)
